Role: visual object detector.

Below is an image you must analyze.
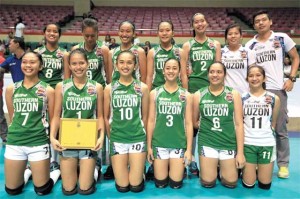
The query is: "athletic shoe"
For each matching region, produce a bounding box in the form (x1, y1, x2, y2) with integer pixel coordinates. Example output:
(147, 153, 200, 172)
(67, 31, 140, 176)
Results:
(189, 161, 199, 177)
(50, 161, 60, 172)
(103, 165, 114, 180)
(278, 167, 289, 178)
(146, 165, 154, 181)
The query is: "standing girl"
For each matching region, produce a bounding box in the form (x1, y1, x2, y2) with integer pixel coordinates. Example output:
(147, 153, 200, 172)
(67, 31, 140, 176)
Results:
(147, 58, 193, 189)
(182, 13, 221, 175)
(146, 21, 188, 90)
(35, 23, 70, 89)
(50, 48, 104, 195)
(192, 62, 245, 188)
(108, 21, 146, 83)
(5, 52, 54, 195)
(72, 18, 109, 87)
(104, 51, 149, 193)
(242, 65, 280, 189)
(222, 24, 249, 94)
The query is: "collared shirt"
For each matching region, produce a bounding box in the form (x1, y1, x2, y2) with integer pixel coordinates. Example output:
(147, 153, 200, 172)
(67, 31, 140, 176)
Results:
(0, 54, 24, 83)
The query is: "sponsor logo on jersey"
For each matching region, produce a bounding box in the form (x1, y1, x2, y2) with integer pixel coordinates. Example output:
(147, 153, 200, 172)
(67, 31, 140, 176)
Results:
(96, 47, 103, 57)
(56, 49, 64, 58)
(134, 82, 142, 95)
(202, 99, 214, 103)
(240, 50, 247, 59)
(225, 92, 233, 103)
(208, 41, 215, 49)
(87, 85, 96, 96)
(265, 95, 273, 104)
(179, 91, 186, 102)
(68, 91, 80, 97)
(157, 54, 168, 58)
(36, 86, 46, 98)
(15, 93, 28, 97)
(114, 90, 127, 94)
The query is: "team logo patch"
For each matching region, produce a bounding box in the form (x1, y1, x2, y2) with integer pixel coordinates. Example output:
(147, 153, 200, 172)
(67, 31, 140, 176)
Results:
(56, 49, 64, 58)
(133, 82, 142, 95)
(96, 47, 103, 57)
(87, 85, 96, 96)
(240, 50, 247, 59)
(179, 91, 186, 102)
(208, 41, 215, 49)
(272, 37, 281, 49)
(174, 48, 180, 59)
(225, 92, 233, 103)
(36, 86, 46, 98)
(265, 95, 273, 104)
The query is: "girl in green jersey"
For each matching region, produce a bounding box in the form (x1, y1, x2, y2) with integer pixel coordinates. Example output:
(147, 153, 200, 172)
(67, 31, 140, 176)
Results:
(104, 51, 149, 193)
(147, 58, 193, 189)
(192, 62, 245, 188)
(5, 52, 55, 195)
(50, 49, 104, 195)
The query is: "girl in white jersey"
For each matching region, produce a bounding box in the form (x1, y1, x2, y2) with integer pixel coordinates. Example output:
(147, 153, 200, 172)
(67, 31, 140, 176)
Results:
(5, 52, 55, 195)
(242, 65, 280, 190)
(222, 24, 249, 94)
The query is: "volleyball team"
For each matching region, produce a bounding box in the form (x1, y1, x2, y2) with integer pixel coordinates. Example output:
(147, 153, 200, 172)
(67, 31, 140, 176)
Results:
(3, 9, 299, 195)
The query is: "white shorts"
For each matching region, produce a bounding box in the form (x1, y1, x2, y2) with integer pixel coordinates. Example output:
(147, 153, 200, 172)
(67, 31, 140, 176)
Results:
(200, 146, 236, 160)
(154, 147, 185, 159)
(110, 141, 146, 156)
(5, 144, 50, 161)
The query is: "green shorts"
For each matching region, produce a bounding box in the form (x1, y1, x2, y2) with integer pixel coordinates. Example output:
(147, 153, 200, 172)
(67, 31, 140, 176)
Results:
(244, 144, 276, 164)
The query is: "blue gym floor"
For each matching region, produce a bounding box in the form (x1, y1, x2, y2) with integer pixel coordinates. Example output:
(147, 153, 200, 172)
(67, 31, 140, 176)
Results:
(0, 132, 299, 199)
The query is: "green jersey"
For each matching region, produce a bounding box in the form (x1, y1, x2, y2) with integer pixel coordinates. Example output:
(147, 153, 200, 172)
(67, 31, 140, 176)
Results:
(152, 45, 181, 89)
(198, 86, 236, 150)
(188, 38, 217, 93)
(78, 41, 106, 87)
(111, 45, 140, 81)
(152, 86, 187, 149)
(7, 81, 49, 146)
(62, 78, 97, 119)
(109, 80, 146, 143)
(36, 45, 67, 88)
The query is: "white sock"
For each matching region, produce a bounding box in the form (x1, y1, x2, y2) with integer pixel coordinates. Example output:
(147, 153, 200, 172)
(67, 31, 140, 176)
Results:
(50, 169, 61, 185)
(94, 166, 100, 182)
(24, 168, 32, 185)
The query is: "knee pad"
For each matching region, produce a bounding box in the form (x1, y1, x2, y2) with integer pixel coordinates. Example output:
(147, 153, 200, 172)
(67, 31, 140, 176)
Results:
(221, 177, 237, 189)
(154, 177, 169, 188)
(258, 181, 271, 190)
(242, 180, 255, 189)
(34, 179, 54, 195)
(200, 178, 216, 188)
(78, 181, 96, 195)
(5, 183, 24, 195)
(169, 178, 183, 189)
(62, 185, 78, 195)
(115, 183, 130, 193)
(130, 180, 145, 193)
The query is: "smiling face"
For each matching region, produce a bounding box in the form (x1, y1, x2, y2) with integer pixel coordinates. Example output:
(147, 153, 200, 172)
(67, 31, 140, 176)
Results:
(208, 62, 226, 86)
(253, 13, 272, 35)
(247, 66, 266, 90)
(163, 59, 180, 82)
(118, 22, 135, 45)
(21, 52, 43, 77)
(69, 51, 89, 79)
(44, 24, 60, 44)
(192, 14, 208, 35)
(158, 22, 174, 44)
(116, 51, 136, 78)
(226, 27, 242, 46)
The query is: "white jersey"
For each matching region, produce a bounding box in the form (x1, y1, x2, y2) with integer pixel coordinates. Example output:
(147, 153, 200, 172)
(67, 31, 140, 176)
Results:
(15, 23, 25, 37)
(221, 45, 249, 94)
(245, 31, 295, 90)
(242, 91, 276, 146)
